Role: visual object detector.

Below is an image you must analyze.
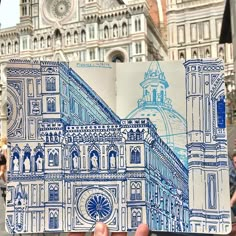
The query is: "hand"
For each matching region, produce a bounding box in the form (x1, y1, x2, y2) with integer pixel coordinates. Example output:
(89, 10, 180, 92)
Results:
(68, 222, 149, 236)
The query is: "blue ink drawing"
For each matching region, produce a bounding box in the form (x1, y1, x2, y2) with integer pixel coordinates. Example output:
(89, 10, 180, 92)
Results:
(5, 59, 231, 234)
(126, 61, 187, 167)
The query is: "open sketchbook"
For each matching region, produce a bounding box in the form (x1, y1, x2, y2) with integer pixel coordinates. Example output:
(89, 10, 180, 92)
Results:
(5, 59, 231, 234)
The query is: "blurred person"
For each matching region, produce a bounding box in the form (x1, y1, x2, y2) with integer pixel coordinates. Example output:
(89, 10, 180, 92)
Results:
(0, 137, 8, 157)
(0, 153, 6, 183)
(0, 137, 7, 183)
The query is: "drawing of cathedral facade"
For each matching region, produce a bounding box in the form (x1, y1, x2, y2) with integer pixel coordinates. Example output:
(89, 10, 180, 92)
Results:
(5, 60, 189, 234)
(184, 59, 231, 233)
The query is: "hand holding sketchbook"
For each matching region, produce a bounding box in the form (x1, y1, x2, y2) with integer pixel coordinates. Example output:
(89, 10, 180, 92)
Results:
(5, 59, 231, 234)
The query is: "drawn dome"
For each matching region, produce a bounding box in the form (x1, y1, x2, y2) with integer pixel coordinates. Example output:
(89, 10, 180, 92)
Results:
(127, 62, 187, 166)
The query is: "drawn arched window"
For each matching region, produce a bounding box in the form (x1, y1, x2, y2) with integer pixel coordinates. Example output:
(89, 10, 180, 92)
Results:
(160, 90, 164, 103)
(47, 36, 51, 47)
(81, 30, 86, 42)
(207, 174, 216, 209)
(90, 150, 99, 170)
(113, 24, 118, 37)
(66, 32, 71, 45)
(33, 38, 37, 49)
(49, 153, 54, 166)
(48, 150, 59, 167)
(131, 209, 142, 227)
(46, 77, 56, 91)
(131, 147, 141, 164)
(104, 26, 109, 39)
(1, 43, 5, 55)
(217, 96, 225, 128)
(109, 151, 116, 169)
(122, 22, 127, 36)
(131, 182, 142, 200)
(40, 37, 44, 48)
(128, 130, 134, 140)
(136, 183, 141, 199)
(74, 31, 78, 43)
(49, 184, 59, 201)
(7, 42, 11, 54)
(49, 210, 59, 229)
(131, 183, 136, 200)
(47, 97, 56, 112)
(153, 89, 157, 102)
(136, 129, 141, 140)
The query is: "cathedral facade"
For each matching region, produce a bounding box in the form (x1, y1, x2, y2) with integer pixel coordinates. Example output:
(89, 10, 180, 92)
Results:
(0, 0, 167, 63)
(0, 0, 168, 139)
(5, 59, 189, 234)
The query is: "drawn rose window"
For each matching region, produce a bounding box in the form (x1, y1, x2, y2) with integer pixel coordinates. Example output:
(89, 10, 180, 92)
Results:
(86, 194, 112, 221)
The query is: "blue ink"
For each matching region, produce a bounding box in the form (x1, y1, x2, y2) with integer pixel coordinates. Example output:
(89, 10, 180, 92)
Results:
(5, 59, 230, 234)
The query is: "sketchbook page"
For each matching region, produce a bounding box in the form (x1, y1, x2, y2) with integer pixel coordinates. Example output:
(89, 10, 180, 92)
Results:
(70, 61, 117, 113)
(5, 59, 231, 235)
(115, 59, 231, 234)
(5, 59, 120, 234)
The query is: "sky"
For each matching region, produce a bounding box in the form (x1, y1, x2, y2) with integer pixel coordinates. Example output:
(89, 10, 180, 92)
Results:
(0, 0, 19, 29)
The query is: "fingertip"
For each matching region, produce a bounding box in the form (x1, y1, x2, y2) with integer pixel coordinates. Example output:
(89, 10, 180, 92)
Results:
(135, 224, 149, 236)
(95, 222, 109, 236)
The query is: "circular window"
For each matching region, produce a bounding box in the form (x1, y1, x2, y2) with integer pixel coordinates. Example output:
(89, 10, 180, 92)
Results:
(77, 187, 113, 223)
(86, 193, 112, 221)
(51, 0, 71, 19)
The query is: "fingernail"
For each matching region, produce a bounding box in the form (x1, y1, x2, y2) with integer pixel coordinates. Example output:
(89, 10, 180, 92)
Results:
(95, 222, 106, 236)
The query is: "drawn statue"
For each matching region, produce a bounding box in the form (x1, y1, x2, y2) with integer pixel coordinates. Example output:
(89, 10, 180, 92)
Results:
(72, 152, 79, 169)
(91, 153, 98, 169)
(95, 212, 100, 222)
(36, 156, 43, 172)
(110, 153, 116, 168)
(13, 155, 19, 172)
(24, 156, 30, 172)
